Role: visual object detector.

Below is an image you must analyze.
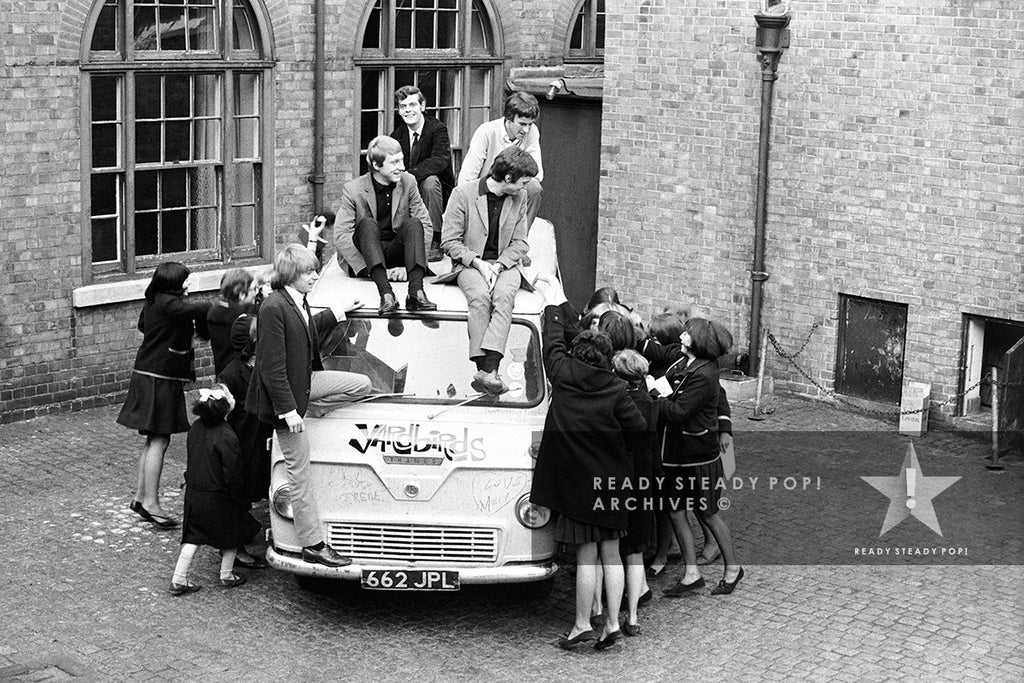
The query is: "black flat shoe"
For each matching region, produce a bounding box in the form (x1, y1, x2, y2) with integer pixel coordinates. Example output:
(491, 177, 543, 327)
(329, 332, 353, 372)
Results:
(406, 290, 437, 312)
(134, 503, 178, 528)
(594, 629, 624, 651)
(622, 622, 641, 637)
(169, 581, 201, 596)
(711, 567, 745, 595)
(220, 574, 248, 588)
(663, 576, 706, 597)
(697, 549, 722, 566)
(233, 556, 268, 570)
(557, 629, 595, 650)
(645, 563, 666, 578)
(637, 588, 653, 607)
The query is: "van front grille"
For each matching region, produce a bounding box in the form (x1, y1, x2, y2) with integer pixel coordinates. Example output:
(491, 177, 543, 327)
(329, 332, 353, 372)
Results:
(325, 522, 499, 563)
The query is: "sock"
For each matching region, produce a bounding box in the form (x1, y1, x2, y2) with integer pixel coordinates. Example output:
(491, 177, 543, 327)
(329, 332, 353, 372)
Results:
(473, 356, 487, 372)
(219, 548, 237, 580)
(368, 265, 392, 296)
(407, 265, 425, 296)
(173, 544, 198, 585)
(306, 541, 325, 551)
(482, 350, 503, 374)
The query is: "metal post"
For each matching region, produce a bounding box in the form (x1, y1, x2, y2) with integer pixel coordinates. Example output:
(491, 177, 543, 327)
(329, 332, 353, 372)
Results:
(747, 11, 791, 376)
(988, 367, 1004, 470)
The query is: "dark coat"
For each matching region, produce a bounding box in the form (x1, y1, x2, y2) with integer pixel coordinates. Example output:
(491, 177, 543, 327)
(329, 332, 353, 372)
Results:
(246, 289, 338, 426)
(207, 299, 250, 376)
(219, 359, 273, 502)
(658, 358, 720, 466)
(530, 305, 647, 530)
(640, 338, 732, 435)
(390, 116, 455, 190)
(620, 385, 659, 551)
(132, 293, 211, 381)
(182, 420, 260, 549)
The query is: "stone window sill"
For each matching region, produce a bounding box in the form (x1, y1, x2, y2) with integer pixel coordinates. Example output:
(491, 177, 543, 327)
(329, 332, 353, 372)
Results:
(72, 264, 269, 308)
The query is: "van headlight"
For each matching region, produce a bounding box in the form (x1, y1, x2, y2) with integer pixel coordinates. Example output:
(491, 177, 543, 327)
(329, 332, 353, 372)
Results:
(272, 485, 294, 520)
(515, 494, 551, 529)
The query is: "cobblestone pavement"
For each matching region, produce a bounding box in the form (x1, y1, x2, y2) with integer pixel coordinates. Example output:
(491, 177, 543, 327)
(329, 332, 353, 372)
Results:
(1, 397, 1021, 682)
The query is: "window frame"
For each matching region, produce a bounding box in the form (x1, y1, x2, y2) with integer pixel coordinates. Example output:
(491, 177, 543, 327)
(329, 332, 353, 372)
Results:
(79, 0, 276, 283)
(353, 0, 504, 176)
(564, 0, 605, 63)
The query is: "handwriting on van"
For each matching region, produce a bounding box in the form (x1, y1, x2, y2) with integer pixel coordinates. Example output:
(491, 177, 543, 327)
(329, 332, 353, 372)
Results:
(473, 473, 528, 515)
(333, 468, 383, 504)
(349, 423, 486, 462)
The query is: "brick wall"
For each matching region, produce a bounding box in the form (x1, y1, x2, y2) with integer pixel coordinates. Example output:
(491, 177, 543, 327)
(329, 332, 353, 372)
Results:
(0, 0, 579, 422)
(599, 0, 1024, 415)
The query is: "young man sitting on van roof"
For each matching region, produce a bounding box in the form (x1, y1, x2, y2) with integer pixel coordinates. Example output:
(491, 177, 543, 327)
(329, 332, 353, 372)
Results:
(334, 135, 437, 316)
(435, 146, 538, 395)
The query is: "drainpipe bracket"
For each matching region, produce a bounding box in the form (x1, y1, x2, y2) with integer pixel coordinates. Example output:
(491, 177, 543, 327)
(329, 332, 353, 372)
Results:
(750, 270, 770, 282)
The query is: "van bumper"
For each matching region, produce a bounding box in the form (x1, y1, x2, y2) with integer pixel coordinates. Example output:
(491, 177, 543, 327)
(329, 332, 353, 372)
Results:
(266, 545, 558, 584)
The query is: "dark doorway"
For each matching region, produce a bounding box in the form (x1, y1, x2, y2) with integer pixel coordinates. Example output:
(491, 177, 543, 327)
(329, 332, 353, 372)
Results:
(537, 97, 602, 310)
(835, 295, 909, 405)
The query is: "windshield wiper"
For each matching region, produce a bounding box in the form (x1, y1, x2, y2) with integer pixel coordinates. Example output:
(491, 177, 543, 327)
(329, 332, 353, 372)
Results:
(427, 392, 498, 420)
(353, 392, 414, 403)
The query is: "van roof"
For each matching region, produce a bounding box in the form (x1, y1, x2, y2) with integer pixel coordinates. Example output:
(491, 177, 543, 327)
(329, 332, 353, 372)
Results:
(308, 218, 560, 317)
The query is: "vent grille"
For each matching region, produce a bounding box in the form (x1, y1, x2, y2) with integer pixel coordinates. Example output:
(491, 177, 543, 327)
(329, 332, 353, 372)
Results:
(326, 522, 499, 563)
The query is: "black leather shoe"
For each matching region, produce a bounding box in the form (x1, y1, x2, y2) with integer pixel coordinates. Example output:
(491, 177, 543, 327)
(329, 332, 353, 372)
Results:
(406, 290, 437, 312)
(711, 567, 744, 595)
(301, 545, 352, 568)
(378, 292, 399, 316)
(662, 576, 706, 597)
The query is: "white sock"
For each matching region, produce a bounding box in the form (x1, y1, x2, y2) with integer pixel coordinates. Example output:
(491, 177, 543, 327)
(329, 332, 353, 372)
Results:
(219, 548, 237, 580)
(173, 544, 198, 585)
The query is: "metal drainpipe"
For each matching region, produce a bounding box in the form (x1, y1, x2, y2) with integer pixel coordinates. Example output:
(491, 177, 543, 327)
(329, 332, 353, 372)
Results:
(309, 0, 327, 212)
(748, 10, 790, 375)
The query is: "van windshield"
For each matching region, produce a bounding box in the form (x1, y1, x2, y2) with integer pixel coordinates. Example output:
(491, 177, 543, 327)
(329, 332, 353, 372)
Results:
(319, 313, 544, 407)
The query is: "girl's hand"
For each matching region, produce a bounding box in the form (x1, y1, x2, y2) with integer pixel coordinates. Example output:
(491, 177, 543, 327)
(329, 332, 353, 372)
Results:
(306, 216, 328, 244)
(718, 432, 733, 454)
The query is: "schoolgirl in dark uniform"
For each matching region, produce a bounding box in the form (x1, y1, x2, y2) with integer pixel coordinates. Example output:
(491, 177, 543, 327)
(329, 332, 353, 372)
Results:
(117, 262, 210, 528)
(657, 318, 744, 597)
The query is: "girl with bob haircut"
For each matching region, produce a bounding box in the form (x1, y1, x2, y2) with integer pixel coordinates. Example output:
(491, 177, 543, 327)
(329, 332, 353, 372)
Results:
(169, 384, 261, 595)
(657, 318, 744, 597)
(118, 261, 211, 529)
(207, 268, 255, 376)
(530, 274, 646, 652)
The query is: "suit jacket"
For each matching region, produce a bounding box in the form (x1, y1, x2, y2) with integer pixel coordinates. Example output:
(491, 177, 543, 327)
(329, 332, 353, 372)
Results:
(334, 171, 433, 275)
(389, 116, 455, 190)
(246, 289, 338, 426)
(435, 180, 531, 288)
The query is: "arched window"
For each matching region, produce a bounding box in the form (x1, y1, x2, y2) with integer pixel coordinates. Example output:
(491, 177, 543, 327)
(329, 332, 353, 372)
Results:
(355, 0, 502, 176)
(566, 0, 605, 61)
(82, 0, 274, 280)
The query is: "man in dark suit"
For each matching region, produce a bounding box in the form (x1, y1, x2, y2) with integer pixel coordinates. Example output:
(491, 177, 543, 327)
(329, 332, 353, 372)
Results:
(436, 147, 538, 394)
(335, 135, 437, 316)
(390, 86, 455, 262)
(247, 245, 370, 567)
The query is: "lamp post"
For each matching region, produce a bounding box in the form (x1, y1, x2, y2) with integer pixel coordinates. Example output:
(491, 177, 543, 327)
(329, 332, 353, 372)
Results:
(747, 1, 791, 377)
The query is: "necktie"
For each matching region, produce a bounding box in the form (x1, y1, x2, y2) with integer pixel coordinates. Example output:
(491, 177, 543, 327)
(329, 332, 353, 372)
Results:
(302, 295, 312, 325)
(411, 132, 420, 160)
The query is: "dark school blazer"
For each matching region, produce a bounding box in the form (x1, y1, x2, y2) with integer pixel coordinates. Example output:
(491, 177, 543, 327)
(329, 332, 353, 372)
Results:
(247, 289, 338, 426)
(389, 116, 455, 190)
(132, 292, 211, 382)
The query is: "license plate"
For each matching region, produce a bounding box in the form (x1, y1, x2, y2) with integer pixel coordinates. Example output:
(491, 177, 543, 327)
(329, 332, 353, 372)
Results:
(360, 569, 460, 591)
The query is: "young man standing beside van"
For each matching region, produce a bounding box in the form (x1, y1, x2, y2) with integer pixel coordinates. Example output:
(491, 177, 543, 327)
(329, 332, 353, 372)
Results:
(437, 147, 538, 395)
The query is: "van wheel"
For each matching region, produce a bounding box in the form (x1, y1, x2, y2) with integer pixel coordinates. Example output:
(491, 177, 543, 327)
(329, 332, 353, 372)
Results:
(515, 576, 555, 600)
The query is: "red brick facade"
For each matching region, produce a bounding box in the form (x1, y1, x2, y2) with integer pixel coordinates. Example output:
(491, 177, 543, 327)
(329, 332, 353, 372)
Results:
(599, 1, 1023, 416)
(1, 0, 1020, 422)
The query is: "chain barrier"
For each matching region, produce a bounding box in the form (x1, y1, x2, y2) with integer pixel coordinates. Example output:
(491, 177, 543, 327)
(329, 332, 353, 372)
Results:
(764, 329, 1024, 418)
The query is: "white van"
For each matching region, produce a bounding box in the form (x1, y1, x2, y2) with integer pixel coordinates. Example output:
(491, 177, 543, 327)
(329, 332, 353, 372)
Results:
(264, 226, 559, 593)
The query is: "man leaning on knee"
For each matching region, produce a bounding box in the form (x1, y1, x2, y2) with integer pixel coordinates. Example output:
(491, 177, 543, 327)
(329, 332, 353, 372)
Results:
(437, 147, 538, 395)
(335, 135, 437, 316)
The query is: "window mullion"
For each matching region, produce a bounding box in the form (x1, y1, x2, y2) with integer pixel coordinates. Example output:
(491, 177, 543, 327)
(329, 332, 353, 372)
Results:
(124, 72, 137, 274)
(223, 68, 234, 260)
